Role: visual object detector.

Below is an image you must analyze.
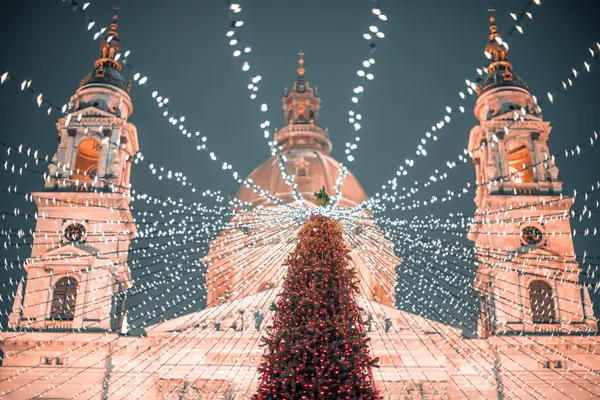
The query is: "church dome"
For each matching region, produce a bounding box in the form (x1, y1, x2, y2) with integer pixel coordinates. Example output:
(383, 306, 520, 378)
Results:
(80, 66, 127, 91)
(236, 148, 368, 207)
(237, 53, 368, 208)
(478, 67, 528, 95)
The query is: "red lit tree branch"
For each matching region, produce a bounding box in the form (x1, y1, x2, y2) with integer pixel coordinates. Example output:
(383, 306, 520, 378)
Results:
(253, 197, 380, 399)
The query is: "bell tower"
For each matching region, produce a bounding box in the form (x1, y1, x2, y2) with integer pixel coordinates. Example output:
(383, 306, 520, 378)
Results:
(8, 13, 138, 332)
(467, 14, 596, 337)
(276, 52, 331, 155)
(282, 51, 320, 125)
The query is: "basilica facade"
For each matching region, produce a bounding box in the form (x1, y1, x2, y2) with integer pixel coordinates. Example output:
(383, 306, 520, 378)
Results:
(1, 14, 599, 400)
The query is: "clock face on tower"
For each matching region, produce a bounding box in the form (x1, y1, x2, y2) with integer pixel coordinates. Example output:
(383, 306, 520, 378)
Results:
(521, 225, 543, 246)
(63, 222, 87, 243)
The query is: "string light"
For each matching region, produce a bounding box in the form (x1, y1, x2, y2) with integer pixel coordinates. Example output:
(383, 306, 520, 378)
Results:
(0, 2, 599, 398)
(336, 3, 542, 208)
(222, 3, 306, 204)
(359, 39, 599, 214)
(330, 4, 388, 208)
(62, 2, 291, 208)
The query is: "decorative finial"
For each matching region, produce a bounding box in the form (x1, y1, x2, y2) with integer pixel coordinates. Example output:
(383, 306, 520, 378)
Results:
(488, 7, 498, 41)
(314, 186, 330, 206)
(483, 7, 509, 70)
(478, 8, 517, 95)
(92, 7, 123, 74)
(109, 6, 120, 38)
(297, 50, 305, 76)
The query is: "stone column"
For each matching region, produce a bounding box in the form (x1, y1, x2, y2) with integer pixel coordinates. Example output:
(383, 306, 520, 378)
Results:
(8, 280, 24, 327)
(516, 271, 525, 322)
(471, 158, 481, 196)
(545, 139, 559, 181)
(70, 270, 88, 329)
(473, 158, 481, 185)
(496, 131, 509, 180)
(553, 278, 563, 328)
(480, 139, 492, 182)
(44, 269, 54, 328)
(63, 128, 77, 176)
(81, 267, 91, 323)
(98, 127, 112, 178)
(530, 132, 543, 182)
(119, 134, 129, 187)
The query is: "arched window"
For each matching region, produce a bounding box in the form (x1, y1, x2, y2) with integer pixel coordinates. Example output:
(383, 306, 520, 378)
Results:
(296, 106, 307, 123)
(295, 160, 308, 178)
(507, 141, 534, 183)
(528, 280, 556, 323)
(50, 277, 78, 320)
(73, 138, 100, 181)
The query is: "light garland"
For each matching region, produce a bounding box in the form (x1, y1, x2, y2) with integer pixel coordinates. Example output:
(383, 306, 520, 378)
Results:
(351, 224, 600, 396)
(329, 3, 388, 208)
(2, 214, 297, 398)
(63, 1, 290, 208)
(0, 1, 598, 398)
(223, 1, 305, 205)
(357, 23, 598, 215)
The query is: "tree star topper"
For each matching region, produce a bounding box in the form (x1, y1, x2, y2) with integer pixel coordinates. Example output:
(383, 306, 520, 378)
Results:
(314, 186, 330, 206)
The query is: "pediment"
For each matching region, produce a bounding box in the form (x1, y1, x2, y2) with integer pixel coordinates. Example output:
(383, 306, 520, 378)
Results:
(520, 113, 544, 122)
(27, 243, 103, 268)
(73, 106, 117, 119)
(47, 243, 99, 257)
(54, 107, 119, 130)
(512, 246, 575, 265)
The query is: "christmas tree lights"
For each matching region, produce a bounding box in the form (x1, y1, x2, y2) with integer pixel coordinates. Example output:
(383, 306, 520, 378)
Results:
(253, 190, 379, 399)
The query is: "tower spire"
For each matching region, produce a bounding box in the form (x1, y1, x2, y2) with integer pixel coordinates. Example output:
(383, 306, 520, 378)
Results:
(95, 8, 122, 73)
(297, 50, 305, 76)
(108, 7, 120, 41)
(277, 52, 329, 153)
(475, 8, 529, 97)
(80, 8, 128, 91)
(488, 7, 499, 42)
(484, 8, 510, 74)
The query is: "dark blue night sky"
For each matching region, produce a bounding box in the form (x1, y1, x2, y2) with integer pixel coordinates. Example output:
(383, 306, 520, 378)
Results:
(1, 0, 599, 334)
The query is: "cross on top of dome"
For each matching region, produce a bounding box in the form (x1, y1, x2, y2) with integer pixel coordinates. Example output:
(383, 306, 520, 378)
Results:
(288, 50, 315, 96)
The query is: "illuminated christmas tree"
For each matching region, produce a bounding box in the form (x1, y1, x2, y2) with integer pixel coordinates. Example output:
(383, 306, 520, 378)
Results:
(253, 188, 380, 399)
